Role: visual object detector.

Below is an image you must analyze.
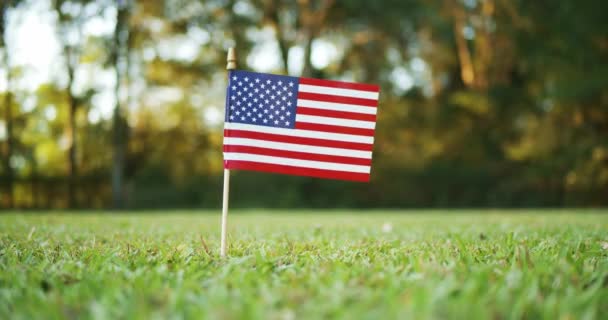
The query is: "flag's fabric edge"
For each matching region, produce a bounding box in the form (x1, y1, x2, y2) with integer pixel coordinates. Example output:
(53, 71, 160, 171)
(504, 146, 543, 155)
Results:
(225, 160, 371, 182)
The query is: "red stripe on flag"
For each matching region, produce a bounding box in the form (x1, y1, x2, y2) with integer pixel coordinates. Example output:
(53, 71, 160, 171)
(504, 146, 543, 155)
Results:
(295, 122, 375, 136)
(299, 77, 380, 92)
(224, 129, 373, 151)
(297, 92, 378, 107)
(297, 106, 377, 122)
(224, 160, 370, 182)
(223, 145, 373, 166)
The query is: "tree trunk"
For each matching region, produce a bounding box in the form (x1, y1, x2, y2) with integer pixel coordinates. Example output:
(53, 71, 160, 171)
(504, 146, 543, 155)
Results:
(262, 1, 290, 74)
(2, 66, 13, 209)
(63, 44, 78, 209)
(66, 53, 77, 209)
(474, 0, 495, 90)
(53, 0, 82, 209)
(1, 3, 13, 209)
(301, 32, 315, 77)
(450, 1, 475, 88)
(112, 4, 130, 209)
(298, 0, 334, 77)
(111, 98, 125, 209)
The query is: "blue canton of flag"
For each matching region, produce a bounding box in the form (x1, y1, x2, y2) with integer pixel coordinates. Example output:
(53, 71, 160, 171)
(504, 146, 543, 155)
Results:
(226, 70, 299, 128)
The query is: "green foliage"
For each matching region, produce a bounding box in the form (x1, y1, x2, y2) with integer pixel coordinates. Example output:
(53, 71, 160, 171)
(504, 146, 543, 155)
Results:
(0, 210, 607, 319)
(1, 0, 607, 208)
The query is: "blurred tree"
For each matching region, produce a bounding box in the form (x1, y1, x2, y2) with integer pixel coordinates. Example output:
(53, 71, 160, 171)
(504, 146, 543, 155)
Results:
(53, 0, 78, 208)
(257, 0, 335, 76)
(111, 0, 131, 209)
(298, 0, 334, 77)
(52, 0, 96, 208)
(1, 0, 606, 208)
(0, 1, 14, 208)
(0, 0, 23, 208)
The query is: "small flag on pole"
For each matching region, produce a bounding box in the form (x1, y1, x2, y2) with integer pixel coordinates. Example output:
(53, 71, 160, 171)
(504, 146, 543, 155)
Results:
(223, 70, 380, 182)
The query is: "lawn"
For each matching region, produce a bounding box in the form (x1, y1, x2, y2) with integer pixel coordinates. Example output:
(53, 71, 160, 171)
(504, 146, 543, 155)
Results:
(0, 210, 607, 319)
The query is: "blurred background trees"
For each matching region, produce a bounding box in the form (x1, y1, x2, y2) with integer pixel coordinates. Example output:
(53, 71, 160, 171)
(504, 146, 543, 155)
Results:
(0, 0, 606, 209)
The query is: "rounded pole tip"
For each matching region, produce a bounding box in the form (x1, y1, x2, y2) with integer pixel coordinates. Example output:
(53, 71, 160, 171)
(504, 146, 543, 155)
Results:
(226, 47, 236, 70)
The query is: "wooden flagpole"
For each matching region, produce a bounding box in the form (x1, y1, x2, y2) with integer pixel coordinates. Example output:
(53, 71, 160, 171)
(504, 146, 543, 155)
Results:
(221, 47, 236, 258)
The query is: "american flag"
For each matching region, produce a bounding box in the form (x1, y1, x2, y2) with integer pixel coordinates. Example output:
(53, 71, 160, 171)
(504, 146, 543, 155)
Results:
(223, 70, 379, 182)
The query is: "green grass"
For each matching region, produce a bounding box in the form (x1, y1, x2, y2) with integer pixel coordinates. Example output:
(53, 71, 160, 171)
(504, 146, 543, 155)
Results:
(1, 210, 607, 319)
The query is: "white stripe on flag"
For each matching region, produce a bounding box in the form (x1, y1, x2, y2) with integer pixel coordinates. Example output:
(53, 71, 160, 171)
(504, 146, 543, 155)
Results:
(224, 152, 371, 173)
(296, 99, 377, 114)
(296, 114, 376, 129)
(224, 122, 374, 144)
(223, 137, 373, 159)
(298, 84, 380, 100)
